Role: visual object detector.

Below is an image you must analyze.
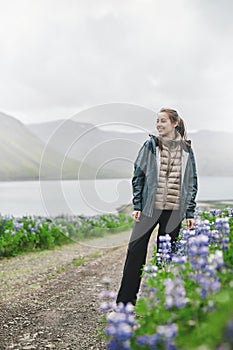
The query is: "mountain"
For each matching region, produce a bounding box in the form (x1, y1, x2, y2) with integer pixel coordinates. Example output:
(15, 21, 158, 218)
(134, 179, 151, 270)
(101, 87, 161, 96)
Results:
(28, 120, 233, 177)
(0, 112, 97, 181)
(27, 119, 144, 178)
(187, 130, 233, 176)
(1, 111, 232, 181)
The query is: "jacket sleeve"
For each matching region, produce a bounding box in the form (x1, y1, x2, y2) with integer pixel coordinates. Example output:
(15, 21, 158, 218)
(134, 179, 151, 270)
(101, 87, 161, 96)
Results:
(131, 140, 150, 211)
(186, 147, 198, 219)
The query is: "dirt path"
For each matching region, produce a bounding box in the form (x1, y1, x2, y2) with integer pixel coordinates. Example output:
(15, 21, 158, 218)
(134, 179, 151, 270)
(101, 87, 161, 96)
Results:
(0, 228, 157, 350)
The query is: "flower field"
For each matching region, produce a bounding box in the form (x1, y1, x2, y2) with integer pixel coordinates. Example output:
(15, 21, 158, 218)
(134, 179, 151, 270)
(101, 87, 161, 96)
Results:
(0, 213, 134, 257)
(100, 208, 233, 350)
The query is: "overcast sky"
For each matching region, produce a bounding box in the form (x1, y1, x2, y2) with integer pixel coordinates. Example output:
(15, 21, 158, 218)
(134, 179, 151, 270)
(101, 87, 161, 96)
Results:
(0, 0, 233, 132)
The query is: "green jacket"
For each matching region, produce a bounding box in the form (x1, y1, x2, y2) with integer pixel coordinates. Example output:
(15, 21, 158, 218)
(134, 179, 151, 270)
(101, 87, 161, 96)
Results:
(132, 134, 198, 220)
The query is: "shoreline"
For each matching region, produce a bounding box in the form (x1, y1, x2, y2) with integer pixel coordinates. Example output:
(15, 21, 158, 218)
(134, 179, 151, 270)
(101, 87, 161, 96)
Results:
(117, 201, 233, 213)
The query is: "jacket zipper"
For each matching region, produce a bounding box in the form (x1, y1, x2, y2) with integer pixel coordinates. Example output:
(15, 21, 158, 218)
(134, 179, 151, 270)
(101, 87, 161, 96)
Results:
(163, 151, 171, 208)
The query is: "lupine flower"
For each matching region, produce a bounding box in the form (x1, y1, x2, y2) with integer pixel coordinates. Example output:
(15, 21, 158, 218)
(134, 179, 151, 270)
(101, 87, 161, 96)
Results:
(13, 220, 24, 231)
(164, 278, 187, 309)
(99, 290, 117, 300)
(209, 209, 223, 217)
(99, 289, 117, 313)
(209, 229, 222, 245)
(206, 250, 225, 274)
(197, 275, 221, 299)
(172, 255, 187, 266)
(136, 333, 160, 347)
(222, 236, 229, 251)
(215, 217, 230, 235)
(143, 265, 158, 279)
(226, 208, 233, 217)
(195, 220, 211, 237)
(156, 234, 172, 266)
(175, 228, 193, 256)
(105, 302, 136, 350)
(214, 218, 230, 252)
(188, 234, 209, 271)
(157, 323, 178, 340)
(137, 323, 178, 349)
(100, 301, 113, 312)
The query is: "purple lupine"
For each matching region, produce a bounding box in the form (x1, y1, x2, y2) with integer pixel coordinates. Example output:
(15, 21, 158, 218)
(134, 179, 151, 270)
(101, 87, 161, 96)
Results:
(215, 217, 230, 251)
(99, 290, 117, 313)
(209, 209, 223, 217)
(164, 278, 187, 310)
(137, 323, 178, 350)
(136, 333, 160, 348)
(13, 219, 24, 232)
(195, 220, 211, 237)
(176, 227, 195, 256)
(215, 217, 230, 235)
(197, 274, 221, 299)
(172, 255, 187, 265)
(188, 234, 209, 271)
(157, 323, 178, 340)
(222, 236, 229, 251)
(105, 302, 136, 350)
(156, 234, 172, 266)
(171, 255, 187, 272)
(143, 265, 158, 279)
(226, 207, 233, 217)
(139, 266, 158, 304)
(209, 229, 222, 246)
(206, 250, 225, 276)
(187, 225, 224, 299)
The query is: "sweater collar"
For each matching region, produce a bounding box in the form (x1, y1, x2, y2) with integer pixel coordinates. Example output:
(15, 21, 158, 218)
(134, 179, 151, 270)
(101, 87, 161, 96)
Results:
(158, 132, 182, 149)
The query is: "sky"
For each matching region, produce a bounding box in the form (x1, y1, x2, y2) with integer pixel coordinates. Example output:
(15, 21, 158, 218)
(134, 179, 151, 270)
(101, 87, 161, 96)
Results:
(0, 0, 233, 132)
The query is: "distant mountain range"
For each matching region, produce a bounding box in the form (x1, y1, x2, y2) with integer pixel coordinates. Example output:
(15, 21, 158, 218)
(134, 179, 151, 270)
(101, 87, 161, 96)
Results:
(185, 130, 233, 176)
(0, 111, 232, 181)
(0, 112, 97, 181)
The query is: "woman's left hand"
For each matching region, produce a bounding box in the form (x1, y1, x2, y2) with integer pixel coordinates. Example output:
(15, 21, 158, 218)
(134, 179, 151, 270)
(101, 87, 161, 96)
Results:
(186, 218, 195, 230)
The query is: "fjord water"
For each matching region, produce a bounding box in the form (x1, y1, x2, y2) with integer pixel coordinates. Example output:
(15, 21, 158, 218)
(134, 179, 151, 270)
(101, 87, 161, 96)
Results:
(0, 177, 232, 217)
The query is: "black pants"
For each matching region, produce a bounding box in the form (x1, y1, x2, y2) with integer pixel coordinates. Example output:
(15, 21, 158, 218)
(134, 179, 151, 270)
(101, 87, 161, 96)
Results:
(116, 208, 182, 306)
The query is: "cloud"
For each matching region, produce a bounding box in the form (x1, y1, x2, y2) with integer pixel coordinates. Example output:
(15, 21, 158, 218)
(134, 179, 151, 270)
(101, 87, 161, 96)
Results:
(0, 0, 232, 132)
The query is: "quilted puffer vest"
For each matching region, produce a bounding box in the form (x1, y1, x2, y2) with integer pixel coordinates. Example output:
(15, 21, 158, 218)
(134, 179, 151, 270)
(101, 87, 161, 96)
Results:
(154, 133, 182, 210)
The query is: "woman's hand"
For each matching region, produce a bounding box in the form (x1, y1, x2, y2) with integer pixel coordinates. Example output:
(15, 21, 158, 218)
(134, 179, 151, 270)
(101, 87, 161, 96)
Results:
(132, 210, 142, 222)
(186, 218, 195, 230)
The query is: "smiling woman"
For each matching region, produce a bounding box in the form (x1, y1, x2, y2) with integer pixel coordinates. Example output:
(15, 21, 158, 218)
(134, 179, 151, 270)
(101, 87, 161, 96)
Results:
(115, 107, 198, 306)
(156, 108, 189, 145)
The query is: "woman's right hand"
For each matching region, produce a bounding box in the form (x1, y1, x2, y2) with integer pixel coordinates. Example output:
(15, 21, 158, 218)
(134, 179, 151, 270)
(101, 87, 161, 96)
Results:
(132, 210, 142, 222)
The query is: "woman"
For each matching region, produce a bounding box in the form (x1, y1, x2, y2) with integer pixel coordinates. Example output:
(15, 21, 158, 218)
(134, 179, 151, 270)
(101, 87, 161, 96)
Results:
(116, 108, 198, 306)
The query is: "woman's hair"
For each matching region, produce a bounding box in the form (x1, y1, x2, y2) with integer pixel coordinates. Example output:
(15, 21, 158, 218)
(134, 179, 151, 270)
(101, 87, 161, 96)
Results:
(156, 108, 191, 150)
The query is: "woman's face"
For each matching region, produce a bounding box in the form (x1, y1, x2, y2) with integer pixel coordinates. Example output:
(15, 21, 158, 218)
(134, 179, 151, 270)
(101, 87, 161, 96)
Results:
(156, 112, 178, 138)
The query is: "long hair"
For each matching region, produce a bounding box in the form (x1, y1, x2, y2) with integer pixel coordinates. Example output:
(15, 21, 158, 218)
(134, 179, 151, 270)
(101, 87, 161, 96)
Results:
(156, 108, 191, 151)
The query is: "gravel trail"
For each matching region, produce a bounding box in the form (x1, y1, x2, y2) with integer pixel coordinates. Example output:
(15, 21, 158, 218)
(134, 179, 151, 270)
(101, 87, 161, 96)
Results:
(0, 228, 157, 350)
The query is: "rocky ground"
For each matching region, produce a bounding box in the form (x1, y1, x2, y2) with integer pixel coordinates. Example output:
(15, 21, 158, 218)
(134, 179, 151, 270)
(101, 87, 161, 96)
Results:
(0, 229, 157, 350)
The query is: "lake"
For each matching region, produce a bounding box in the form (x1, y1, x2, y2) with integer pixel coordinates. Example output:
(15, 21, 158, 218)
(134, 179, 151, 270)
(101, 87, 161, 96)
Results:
(0, 177, 232, 217)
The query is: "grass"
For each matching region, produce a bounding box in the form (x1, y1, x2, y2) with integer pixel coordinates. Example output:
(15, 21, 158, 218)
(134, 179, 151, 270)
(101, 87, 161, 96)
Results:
(89, 251, 101, 258)
(72, 257, 86, 266)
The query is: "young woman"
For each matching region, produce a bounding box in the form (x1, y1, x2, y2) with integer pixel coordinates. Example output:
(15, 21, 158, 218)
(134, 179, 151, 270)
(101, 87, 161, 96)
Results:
(116, 108, 198, 306)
